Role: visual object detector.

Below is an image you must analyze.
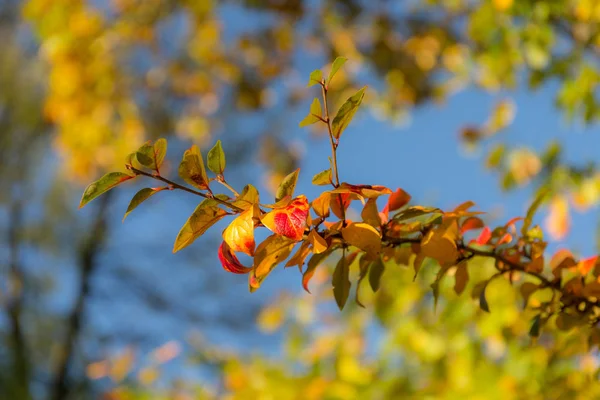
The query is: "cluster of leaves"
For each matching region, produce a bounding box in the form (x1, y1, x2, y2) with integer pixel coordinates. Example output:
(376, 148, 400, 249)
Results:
(81, 59, 600, 342)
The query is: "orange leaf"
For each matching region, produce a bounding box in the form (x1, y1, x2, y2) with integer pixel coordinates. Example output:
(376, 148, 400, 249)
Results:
(471, 226, 492, 245)
(545, 195, 570, 240)
(460, 217, 484, 234)
(383, 188, 411, 215)
(312, 192, 331, 218)
(261, 195, 309, 241)
(218, 242, 252, 274)
(331, 183, 392, 199)
(578, 255, 599, 276)
(222, 205, 257, 256)
(341, 222, 382, 257)
(308, 230, 328, 254)
(330, 193, 352, 219)
(250, 234, 296, 291)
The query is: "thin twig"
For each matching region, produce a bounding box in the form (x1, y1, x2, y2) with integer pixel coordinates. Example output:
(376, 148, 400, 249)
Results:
(128, 166, 243, 212)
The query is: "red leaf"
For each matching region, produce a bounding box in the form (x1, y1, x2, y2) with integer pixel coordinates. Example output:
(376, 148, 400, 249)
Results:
(383, 188, 411, 216)
(578, 255, 599, 276)
(261, 195, 309, 241)
(471, 226, 492, 245)
(218, 242, 252, 274)
(460, 217, 484, 234)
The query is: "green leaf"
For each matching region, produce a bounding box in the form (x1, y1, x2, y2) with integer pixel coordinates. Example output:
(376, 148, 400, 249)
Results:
(311, 169, 332, 186)
(123, 187, 164, 222)
(307, 69, 322, 87)
(327, 57, 347, 85)
(479, 282, 490, 312)
(232, 184, 260, 210)
(154, 138, 168, 170)
(355, 255, 371, 307)
(368, 256, 384, 292)
(332, 252, 351, 310)
(522, 188, 550, 236)
(299, 98, 322, 127)
(79, 172, 133, 208)
(207, 140, 226, 175)
(331, 86, 366, 139)
(275, 168, 300, 202)
(173, 200, 227, 252)
(178, 145, 209, 190)
(136, 142, 155, 169)
(529, 314, 542, 338)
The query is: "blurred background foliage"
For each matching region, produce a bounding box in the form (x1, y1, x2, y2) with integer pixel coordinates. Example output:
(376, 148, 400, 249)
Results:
(0, 0, 600, 398)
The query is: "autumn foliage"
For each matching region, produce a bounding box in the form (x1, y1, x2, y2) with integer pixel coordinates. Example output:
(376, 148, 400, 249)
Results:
(81, 58, 600, 345)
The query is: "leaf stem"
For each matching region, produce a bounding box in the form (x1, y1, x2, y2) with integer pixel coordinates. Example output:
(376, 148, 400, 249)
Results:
(216, 176, 240, 197)
(320, 82, 340, 188)
(128, 166, 243, 212)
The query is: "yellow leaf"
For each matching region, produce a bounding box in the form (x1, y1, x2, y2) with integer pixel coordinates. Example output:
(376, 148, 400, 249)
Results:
(361, 198, 382, 227)
(222, 205, 258, 256)
(341, 223, 382, 257)
(308, 230, 328, 254)
(173, 201, 228, 252)
(250, 234, 296, 291)
(421, 228, 458, 265)
(545, 195, 570, 240)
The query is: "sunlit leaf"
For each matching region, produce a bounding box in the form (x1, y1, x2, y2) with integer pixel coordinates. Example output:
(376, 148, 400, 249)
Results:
(361, 198, 382, 228)
(218, 241, 252, 274)
(173, 200, 228, 252)
(123, 187, 166, 221)
(154, 138, 168, 171)
(299, 98, 322, 127)
(327, 56, 347, 84)
(545, 194, 570, 240)
(285, 241, 312, 269)
(330, 183, 392, 199)
(223, 205, 258, 256)
(261, 195, 309, 241)
(341, 222, 382, 258)
(331, 86, 366, 139)
(471, 226, 492, 245)
(250, 234, 295, 291)
(232, 184, 260, 210)
(312, 168, 332, 186)
(383, 188, 411, 215)
(578, 255, 599, 276)
(275, 168, 300, 202)
(80, 172, 133, 208)
(178, 145, 209, 190)
(460, 217, 484, 234)
(312, 192, 331, 218)
(307, 69, 322, 87)
(308, 229, 328, 254)
(135, 142, 155, 169)
(207, 140, 226, 175)
(330, 193, 352, 219)
(522, 189, 549, 236)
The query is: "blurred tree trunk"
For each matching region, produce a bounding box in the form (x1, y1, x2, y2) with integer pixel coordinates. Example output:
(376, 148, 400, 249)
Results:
(50, 192, 113, 400)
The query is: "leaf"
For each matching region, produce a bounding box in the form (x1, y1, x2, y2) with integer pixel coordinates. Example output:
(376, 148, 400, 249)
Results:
(454, 261, 469, 295)
(207, 140, 226, 175)
(123, 187, 165, 221)
(307, 69, 322, 87)
(302, 248, 335, 293)
(154, 138, 168, 171)
(327, 56, 347, 84)
(393, 206, 442, 222)
(522, 189, 549, 236)
(232, 184, 260, 210)
(471, 226, 492, 245)
(330, 193, 352, 219)
(222, 205, 258, 256)
(178, 145, 209, 190)
(383, 188, 411, 215)
(526, 256, 544, 273)
(285, 241, 312, 269)
(308, 230, 328, 254)
(275, 168, 300, 202)
(218, 241, 252, 274)
(355, 255, 371, 307)
(250, 234, 295, 291)
(331, 86, 366, 139)
(312, 192, 331, 218)
(368, 256, 385, 292)
(80, 172, 133, 208)
(332, 252, 351, 310)
(520, 282, 539, 307)
(173, 201, 228, 252)
(312, 168, 332, 186)
(421, 228, 459, 265)
(529, 315, 542, 338)
(136, 142, 155, 168)
(330, 183, 392, 199)
(341, 222, 382, 258)
(361, 198, 382, 228)
(460, 217, 484, 234)
(299, 98, 322, 127)
(578, 255, 599, 276)
(479, 282, 490, 312)
(261, 196, 309, 241)
(545, 195, 570, 240)
(453, 201, 476, 213)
